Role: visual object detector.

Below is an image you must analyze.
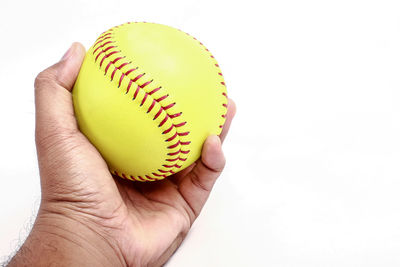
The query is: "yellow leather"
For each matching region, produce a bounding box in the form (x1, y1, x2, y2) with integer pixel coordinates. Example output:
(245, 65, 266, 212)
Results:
(73, 22, 227, 181)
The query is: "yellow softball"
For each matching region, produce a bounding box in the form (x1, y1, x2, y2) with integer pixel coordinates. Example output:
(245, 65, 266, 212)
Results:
(72, 22, 227, 182)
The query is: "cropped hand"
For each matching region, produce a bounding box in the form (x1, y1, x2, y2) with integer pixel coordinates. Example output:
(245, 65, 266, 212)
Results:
(9, 43, 235, 267)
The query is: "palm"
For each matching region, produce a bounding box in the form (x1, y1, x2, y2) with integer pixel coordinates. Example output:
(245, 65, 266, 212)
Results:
(67, 136, 217, 266)
(115, 176, 194, 264)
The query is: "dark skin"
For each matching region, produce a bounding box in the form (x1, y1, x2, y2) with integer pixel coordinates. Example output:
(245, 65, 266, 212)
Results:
(8, 43, 236, 266)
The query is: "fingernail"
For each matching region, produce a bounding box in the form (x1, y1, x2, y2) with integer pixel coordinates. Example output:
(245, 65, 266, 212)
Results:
(60, 44, 73, 61)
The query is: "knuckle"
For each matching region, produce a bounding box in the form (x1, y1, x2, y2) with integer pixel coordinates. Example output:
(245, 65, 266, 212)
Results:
(35, 124, 79, 153)
(34, 70, 57, 91)
(205, 155, 226, 173)
(190, 170, 211, 192)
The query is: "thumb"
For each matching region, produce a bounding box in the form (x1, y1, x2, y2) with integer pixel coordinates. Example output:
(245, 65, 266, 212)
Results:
(34, 42, 86, 149)
(178, 135, 226, 219)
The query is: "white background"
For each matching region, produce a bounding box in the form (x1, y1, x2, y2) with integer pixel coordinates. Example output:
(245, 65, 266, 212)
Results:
(1, 0, 400, 266)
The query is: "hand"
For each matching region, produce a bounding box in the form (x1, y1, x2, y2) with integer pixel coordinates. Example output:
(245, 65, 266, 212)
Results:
(9, 43, 235, 267)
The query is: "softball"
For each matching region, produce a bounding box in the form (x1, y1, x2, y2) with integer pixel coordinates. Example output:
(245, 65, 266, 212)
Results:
(73, 22, 227, 182)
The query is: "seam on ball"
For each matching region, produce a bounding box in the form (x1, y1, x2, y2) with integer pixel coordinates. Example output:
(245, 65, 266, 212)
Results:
(92, 22, 227, 182)
(92, 23, 192, 182)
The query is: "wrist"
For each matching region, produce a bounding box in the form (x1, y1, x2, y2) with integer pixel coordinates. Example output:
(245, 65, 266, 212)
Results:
(8, 206, 127, 267)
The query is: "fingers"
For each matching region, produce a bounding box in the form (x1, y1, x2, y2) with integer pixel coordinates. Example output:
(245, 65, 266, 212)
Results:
(57, 43, 87, 91)
(178, 135, 225, 220)
(35, 43, 86, 149)
(220, 98, 236, 143)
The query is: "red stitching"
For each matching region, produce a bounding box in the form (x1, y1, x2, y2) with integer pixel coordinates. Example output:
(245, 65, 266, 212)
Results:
(167, 140, 191, 149)
(132, 73, 145, 82)
(126, 80, 133, 94)
(162, 125, 174, 134)
(156, 95, 168, 102)
(167, 141, 181, 149)
(95, 50, 105, 62)
(93, 41, 114, 54)
(117, 62, 130, 70)
(125, 67, 138, 76)
(170, 112, 182, 119)
(105, 62, 113, 75)
(159, 114, 169, 127)
(140, 93, 148, 106)
(163, 164, 182, 168)
(145, 175, 156, 181)
(147, 100, 156, 113)
(153, 107, 163, 120)
(94, 36, 112, 48)
(103, 45, 117, 53)
(167, 149, 190, 156)
(96, 32, 112, 41)
(118, 73, 125, 87)
(148, 87, 161, 95)
(174, 122, 187, 127)
(140, 80, 153, 88)
(152, 172, 167, 178)
(161, 122, 188, 136)
(111, 67, 117, 81)
(165, 132, 178, 142)
(112, 57, 125, 64)
(166, 157, 187, 162)
(100, 51, 119, 67)
(158, 169, 175, 174)
(133, 85, 140, 99)
(96, 31, 112, 39)
(163, 102, 176, 110)
(105, 57, 125, 75)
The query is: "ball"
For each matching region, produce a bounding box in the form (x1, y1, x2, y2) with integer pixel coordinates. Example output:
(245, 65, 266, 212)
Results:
(73, 22, 228, 182)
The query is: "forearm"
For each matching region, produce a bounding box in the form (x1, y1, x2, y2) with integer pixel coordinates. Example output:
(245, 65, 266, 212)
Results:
(8, 211, 126, 267)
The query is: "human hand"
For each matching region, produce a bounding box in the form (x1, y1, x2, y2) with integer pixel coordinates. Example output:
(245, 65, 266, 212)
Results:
(9, 43, 235, 267)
